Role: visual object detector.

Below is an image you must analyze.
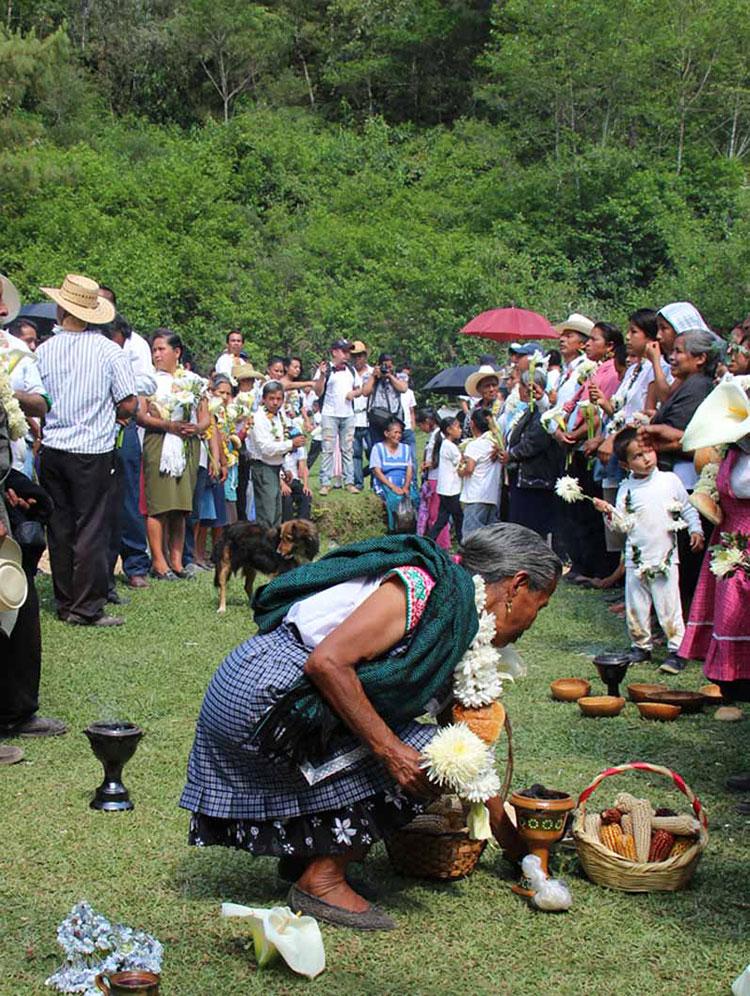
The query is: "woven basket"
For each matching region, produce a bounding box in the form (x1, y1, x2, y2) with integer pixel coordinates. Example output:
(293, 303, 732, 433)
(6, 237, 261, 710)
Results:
(573, 762, 708, 892)
(385, 713, 514, 881)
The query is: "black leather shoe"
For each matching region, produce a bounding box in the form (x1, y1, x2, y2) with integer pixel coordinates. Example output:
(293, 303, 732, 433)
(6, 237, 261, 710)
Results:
(0, 715, 67, 738)
(628, 647, 652, 664)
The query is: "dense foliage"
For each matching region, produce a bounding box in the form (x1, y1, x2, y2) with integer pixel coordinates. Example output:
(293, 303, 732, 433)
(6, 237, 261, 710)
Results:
(3, 1, 750, 377)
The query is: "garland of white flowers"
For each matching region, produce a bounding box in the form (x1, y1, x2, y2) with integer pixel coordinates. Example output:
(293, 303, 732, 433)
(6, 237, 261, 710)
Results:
(0, 364, 28, 441)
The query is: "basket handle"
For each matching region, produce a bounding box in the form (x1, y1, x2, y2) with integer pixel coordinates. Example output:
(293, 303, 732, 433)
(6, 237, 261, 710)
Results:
(576, 761, 708, 830)
(498, 711, 514, 803)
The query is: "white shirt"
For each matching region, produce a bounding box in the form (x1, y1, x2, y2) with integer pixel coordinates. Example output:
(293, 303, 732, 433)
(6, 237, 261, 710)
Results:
(353, 364, 373, 427)
(611, 358, 673, 421)
(555, 355, 587, 408)
(319, 365, 355, 418)
(613, 469, 702, 569)
(436, 438, 462, 495)
(215, 352, 243, 377)
(283, 445, 307, 479)
(3, 333, 45, 471)
(401, 388, 416, 428)
(251, 407, 295, 465)
(285, 576, 384, 648)
(461, 434, 501, 504)
(424, 427, 440, 481)
(124, 330, 154, 380)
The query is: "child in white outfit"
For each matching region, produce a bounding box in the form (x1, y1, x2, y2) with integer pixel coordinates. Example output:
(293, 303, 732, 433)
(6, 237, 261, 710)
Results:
(594, 428, 703, 673)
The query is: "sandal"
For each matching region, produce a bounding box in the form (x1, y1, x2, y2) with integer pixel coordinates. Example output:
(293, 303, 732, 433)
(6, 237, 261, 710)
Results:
(149, 569, 178, 581)
(287, 885, 395, 932)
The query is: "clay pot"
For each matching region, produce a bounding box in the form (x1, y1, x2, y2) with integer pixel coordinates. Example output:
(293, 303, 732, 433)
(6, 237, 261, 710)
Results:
(637, 701, 682, 721)
(95, 971, 160, 994)
(644, 690, 706, 714)
(509, 789, 575, 896)
(694, 446, 723, 472)
(451, 701, 505, 745)
(627, 682, 668, 703)
(700, 683, 723, 702)
(578, 695, 626, 718)
(550, 678, 591, 702)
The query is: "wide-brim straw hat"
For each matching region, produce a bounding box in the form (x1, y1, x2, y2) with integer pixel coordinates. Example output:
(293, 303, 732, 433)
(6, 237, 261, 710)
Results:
(554, 312, 595, 339)
(0, 273, 21, 325)
(465, 364, 500, 398)
(682, 379, 750, 451)
(40, 274, 115, 325)
(0, 536, 27, 613)
(233, 364, 264, 381)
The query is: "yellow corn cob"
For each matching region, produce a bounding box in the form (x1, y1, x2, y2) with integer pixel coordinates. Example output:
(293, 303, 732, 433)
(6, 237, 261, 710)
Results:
(584, 812, 602, 841)
(630, 798, 653, 863)
(620, 832, 637, 861)
(651, 814, 700, 836)
(621, 812, 633, 837)
(669, 836, 694, 859)
(600, 822, 624, 855)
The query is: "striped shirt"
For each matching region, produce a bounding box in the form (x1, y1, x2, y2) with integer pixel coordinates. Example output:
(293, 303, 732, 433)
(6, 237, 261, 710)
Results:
(37, 330, 136, 453)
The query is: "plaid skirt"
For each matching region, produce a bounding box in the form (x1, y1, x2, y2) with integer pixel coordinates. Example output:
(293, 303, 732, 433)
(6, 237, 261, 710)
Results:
(180, 624, 440, 857)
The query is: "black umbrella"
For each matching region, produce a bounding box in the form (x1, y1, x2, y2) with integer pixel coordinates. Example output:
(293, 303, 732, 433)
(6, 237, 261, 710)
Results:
(18, 302, 57, 321)
(422, 363, 500, 396)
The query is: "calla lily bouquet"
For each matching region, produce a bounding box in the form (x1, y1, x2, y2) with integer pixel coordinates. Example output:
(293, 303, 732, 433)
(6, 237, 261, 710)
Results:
(576, 358, 599, 384)
(221, 903, 325, 979)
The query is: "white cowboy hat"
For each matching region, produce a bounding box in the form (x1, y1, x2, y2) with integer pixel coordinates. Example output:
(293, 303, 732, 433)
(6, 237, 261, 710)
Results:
(40, 274, 115, 326)
(682, 379, 750, 451)
(0, 273, 21, 326)
(553, 313, 595, 339)
(0, 536, 27, 638)
(465, 364, 500, 398)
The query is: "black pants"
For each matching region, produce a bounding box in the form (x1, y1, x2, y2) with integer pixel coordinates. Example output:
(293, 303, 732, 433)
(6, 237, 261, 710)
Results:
(40, 447, 116, 622)
(237, 450, 251, 520)
(562, 452, 616, 578)
(428, 493, 463, 543)
(282, 480, 312, 522)
(0, 562, 41, 727)
(307, 440, 322, 470)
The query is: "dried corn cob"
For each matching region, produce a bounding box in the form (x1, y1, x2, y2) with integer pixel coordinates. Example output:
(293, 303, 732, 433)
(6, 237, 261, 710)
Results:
(584, 812, 602, 841)
(621, 812, 633, 836)
(648, 829, 675, 862)
(600, 822, 624, 855)
(669, 836, 695, 859)
(620, 832, 637, 861)
(651, 814, 700, 836)
(613, 791, 640, 813)
(631, 798, 654, 863)
(655, 807, 676, 817)
(600, 808, 622, 824)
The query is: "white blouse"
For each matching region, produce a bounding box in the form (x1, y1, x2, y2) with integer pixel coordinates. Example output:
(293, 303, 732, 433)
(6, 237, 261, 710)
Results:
(284, 576, 384, 648)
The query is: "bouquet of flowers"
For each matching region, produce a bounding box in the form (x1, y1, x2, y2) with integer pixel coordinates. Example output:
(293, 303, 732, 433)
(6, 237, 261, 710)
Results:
(540, 407, 567, 436)
(46, 902, 162, 996)
(576, 358, 599, 384)
(710, 531, 750, 579)
(0, 338, 32, 441)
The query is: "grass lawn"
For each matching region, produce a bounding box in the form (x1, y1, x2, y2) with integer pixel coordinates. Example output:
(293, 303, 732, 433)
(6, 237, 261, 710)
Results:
(3, 495, 749, 995)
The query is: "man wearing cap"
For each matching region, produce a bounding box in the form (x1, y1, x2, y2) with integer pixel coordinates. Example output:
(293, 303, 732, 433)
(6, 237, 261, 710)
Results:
(0, 273, 65, 750)
(313, 339, 360, 495)
(36, 274, 137, 627)
(350, 341, 373, 490)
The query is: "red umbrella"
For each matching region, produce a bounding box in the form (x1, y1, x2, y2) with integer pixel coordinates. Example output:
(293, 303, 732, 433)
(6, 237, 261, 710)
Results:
(460, 306, 558, 342)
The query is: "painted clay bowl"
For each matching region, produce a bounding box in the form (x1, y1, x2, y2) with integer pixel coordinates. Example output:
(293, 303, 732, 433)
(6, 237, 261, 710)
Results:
(578, 695, 626, 718)
(550, 678, 591, 702)
(627, 682, 668, 703)
(644, 690, 707, 714)
(699, 683, 723, 702)
(637, 701, 682, 721)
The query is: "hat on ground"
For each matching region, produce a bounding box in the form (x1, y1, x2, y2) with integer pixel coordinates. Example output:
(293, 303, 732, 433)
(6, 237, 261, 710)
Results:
(233, 363, 264, 382)
(0, 274, 21, 326)
(330, 338, 352, 351)
(40, 274, 115, 326)
(554, 313, 594, 339)
(0, 536, 28, 638)
(350, 340, 367, 354)
(465, 364, 501, 398)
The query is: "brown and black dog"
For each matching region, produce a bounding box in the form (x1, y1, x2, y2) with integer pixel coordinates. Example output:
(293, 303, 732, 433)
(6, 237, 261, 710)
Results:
(213, 518, 320, 614)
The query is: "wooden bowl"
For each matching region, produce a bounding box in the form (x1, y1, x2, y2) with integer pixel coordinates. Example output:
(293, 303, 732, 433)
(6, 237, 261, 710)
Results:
(637, 701, 682, 721)
(627, 682, 668, 703)
(578, 695, 626, 718)
(550, 678, 591, 702)
(700, 683, 723, 702)
(644, 690, 707, 714)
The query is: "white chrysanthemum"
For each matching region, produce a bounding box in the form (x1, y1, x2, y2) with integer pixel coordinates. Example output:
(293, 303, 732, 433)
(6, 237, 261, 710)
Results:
(710, 547, 746, 578)
(0, 369, 28, 441)
(472, 574, 487, 613)
(667, 517, 688, 532)
(555, 476, 584, 503)
(666, 499, 683, 514)
(421, 724, 491, 794)
(463, 764, 502, 803)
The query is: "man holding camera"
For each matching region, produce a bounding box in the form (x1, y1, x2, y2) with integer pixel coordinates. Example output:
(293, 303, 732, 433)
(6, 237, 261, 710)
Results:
(314, 339, 360, 496)
(361, 352, 408, 446)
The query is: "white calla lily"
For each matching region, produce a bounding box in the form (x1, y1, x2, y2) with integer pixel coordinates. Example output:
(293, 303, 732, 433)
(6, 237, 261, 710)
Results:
(682, 380, 750, 450)
(221, 903, 326, 979)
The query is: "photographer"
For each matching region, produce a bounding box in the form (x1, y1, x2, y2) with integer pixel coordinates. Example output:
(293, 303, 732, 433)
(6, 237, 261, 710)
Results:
(361, 352, 407, 445)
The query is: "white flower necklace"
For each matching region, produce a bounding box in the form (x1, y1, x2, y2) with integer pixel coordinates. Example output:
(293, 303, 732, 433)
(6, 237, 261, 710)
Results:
(0, 364, 27, 441)
(452, 576, 521, 708)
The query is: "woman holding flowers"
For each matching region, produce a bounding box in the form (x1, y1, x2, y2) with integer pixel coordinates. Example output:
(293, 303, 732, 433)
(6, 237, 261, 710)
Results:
(181, 525, 560, 930)
(139, 330, 208, 580)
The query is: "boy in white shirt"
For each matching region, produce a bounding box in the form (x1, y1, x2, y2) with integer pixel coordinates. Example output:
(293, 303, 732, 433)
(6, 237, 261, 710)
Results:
(594, 427, 703, 674)
(427, 416, 464, 543)
(460, 408, 500, 540)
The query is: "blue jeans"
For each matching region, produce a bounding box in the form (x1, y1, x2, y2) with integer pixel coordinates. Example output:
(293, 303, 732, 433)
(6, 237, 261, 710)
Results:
(119, 422, 151, 577)
(461, 501, 498, 541)
(320, 414, 355, 487)
(353, 426, 370, 489)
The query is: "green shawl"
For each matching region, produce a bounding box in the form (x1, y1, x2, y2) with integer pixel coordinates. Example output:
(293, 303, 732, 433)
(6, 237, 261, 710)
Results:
(251, 535, 479, 764)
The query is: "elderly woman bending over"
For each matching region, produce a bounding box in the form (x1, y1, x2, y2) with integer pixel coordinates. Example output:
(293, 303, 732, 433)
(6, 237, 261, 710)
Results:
(181, 526, 561, 931)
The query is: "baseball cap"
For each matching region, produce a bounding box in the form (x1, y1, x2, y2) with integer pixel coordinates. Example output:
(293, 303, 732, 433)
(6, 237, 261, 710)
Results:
(330, 338, 352, 351)
(513, 341, 544, 357)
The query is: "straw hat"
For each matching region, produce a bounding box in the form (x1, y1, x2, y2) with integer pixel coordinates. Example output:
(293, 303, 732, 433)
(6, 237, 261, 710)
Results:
(465, 364, 500, 398)
(0, 273, 21, 326)
(554, 313, 594, 339)
(233, 363, 264, 382)
(682, 379, 750, 451)
(40, 274, 115, 326)
(350, 340, 368, 354)
(0, 536, 27, 638)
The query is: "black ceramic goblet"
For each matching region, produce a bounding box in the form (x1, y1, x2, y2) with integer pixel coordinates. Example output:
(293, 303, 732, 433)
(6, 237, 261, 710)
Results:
(84, 722, 143, 811)
(593, 652, 630, 698)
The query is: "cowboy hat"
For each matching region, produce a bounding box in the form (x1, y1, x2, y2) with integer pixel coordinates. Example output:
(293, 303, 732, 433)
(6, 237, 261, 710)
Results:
(40, 274, 115, 326)
(0, 273, 21, 326)
(553, 313, 594, 339)
(350, 340, 368, 354)
(465, 364, 500, 398)
(0, 536, 27, 638)
(232, 363, 264, 382)
(682, 378, 750, 451)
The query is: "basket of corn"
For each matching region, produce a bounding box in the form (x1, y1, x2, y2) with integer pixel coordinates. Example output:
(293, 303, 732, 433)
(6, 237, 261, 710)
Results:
(572, 761, 708, 892)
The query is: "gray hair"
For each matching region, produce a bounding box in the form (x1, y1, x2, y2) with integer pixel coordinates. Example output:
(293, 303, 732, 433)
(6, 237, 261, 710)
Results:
(521, 368, 548, 389)
(678, 329, 723, 378)
(262, 379, 284, 397)
(460, 522, 562, 590)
